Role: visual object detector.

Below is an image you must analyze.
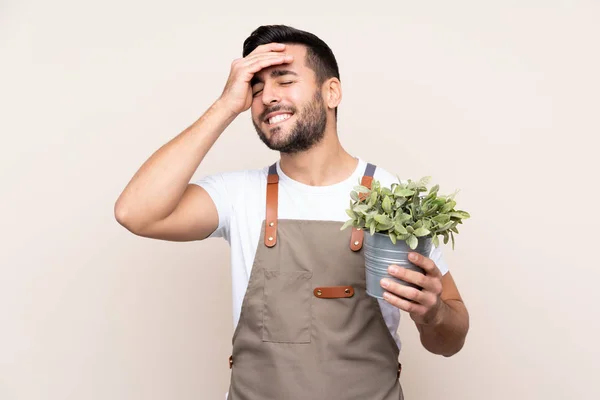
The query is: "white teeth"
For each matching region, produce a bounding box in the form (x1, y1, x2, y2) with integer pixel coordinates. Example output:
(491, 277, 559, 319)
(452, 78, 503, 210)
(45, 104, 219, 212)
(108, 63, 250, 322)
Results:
(268, 114, 292, 125)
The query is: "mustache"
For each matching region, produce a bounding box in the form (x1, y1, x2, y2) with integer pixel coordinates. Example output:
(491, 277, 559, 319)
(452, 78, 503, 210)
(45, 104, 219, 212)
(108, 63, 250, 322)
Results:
(260, 105, 297, 121)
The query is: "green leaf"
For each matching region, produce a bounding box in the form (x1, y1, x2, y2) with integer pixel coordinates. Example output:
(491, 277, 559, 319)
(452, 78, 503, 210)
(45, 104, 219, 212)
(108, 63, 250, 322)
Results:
(381, 187, 393, 196)
(354, 185, 370, 194)
(433, 198, 445, 208)
(428, 184, 439, 196)
(437, 221, 454, 231)
(407, 235, 418, 249)
(370, 220, 376, 235)
(389, 232, 397, 244)
(394, 223, 408, 235)
(378, 223, 395, 232)
(441, 200, 457, 213)
(396, 197, 406, 208)
(426, 203, 440, 215)
(448, 189, 460, 201)
(350, 191, 359, 202)
(413, 220, 423, 229)
(396, 188, 415, 197)
(433, 214, 451, 224)
(374, 215, 393, 225)
(368, 191, 378, 207)
(432, 234, 440, 247)
(340, 219, 354, 231)
(449, 210, 471, 219)
(450, 231, 455, 250)
(396, 233, 410, 241)
(418, 176, 432, 187)
(345, 209, 356, 219)
(443, 232, 449, 244)
(372, 180, 381, 192)
(414, 227, 431, 237)
(406, 225, 414, 234)
(354, 204, 370, 214)
(399, 212, 412, 222)
(382, 196, 393, 214)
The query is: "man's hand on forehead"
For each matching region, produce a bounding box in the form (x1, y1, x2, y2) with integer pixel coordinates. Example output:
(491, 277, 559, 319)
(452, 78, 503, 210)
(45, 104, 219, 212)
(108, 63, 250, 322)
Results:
(218, 43, 294, 115)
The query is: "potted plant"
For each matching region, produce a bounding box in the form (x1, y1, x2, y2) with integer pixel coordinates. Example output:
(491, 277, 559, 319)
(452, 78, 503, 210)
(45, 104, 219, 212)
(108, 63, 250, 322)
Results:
(341, 176, 470, 299)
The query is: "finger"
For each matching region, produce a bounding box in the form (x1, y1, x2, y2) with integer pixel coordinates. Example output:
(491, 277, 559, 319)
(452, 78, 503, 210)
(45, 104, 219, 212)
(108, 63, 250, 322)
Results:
(408, 252, 442, 278)
(244, 54, 294, 75)
(380, 277, 427, 305)
(244, 52, 293, 68)
(382, 290, 427, 315)
(247, 42, 286, 56)
(243, 50, 288, 64)
(387, 265, 440, 293)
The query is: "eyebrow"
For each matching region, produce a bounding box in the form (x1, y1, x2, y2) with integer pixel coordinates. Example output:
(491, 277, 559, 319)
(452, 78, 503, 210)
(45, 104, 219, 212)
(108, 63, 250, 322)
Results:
(251, 69, 299, 87)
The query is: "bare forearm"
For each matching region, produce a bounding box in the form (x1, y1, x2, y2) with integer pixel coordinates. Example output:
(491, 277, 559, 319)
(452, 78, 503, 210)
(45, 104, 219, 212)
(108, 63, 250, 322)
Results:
(416, 299, 469, 357)
(114, 100, 236, 230)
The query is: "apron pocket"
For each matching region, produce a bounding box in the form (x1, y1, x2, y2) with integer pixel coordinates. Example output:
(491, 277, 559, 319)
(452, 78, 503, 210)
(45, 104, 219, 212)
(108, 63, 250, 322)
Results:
(262, 270, 312, 343)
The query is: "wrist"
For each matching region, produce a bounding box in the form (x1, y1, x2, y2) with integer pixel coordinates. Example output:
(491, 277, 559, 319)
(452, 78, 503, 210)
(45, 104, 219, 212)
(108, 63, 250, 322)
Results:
(213, 97, 241, 121)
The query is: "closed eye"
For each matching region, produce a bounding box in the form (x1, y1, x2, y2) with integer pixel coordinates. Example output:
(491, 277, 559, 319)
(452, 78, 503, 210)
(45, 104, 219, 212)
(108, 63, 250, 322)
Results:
(252, 81, 293, 97)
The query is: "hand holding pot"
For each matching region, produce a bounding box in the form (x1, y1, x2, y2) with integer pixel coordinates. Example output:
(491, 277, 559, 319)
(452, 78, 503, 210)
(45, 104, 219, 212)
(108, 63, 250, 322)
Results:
(380, 252, 444, 326)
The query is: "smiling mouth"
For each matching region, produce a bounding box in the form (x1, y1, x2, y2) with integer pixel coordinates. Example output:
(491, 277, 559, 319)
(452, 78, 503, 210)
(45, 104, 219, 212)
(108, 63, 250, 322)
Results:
(266, 113, 293, 125)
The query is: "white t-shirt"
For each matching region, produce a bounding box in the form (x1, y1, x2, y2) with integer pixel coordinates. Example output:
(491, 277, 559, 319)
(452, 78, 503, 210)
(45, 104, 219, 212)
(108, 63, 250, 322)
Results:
(192, 157, 449, 352)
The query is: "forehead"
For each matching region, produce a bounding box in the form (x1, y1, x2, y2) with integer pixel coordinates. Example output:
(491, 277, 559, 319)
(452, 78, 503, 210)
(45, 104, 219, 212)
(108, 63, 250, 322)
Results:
(252, 44, 313, 83)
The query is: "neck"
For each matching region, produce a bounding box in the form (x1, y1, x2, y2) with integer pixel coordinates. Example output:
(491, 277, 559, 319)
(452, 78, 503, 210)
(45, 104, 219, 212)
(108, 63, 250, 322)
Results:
(279, 126, 357, 186)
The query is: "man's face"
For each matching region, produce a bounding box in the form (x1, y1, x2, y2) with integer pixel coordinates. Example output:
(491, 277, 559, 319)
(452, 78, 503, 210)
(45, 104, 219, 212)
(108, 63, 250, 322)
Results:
(250, 44, 328, 154)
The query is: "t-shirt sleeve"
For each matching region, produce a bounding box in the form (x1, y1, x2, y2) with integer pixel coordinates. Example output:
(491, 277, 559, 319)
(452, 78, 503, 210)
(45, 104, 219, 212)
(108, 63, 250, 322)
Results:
(429, 243, 449, 275)
(191, 172, 234, 241)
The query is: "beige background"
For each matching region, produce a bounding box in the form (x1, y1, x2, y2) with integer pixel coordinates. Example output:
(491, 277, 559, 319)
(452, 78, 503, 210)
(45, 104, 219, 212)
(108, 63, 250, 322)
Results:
(2, 1, 599, 399)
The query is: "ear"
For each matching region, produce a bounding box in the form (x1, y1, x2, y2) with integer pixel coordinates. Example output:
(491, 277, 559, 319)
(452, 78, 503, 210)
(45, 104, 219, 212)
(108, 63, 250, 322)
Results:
(324, 78, 342, 110)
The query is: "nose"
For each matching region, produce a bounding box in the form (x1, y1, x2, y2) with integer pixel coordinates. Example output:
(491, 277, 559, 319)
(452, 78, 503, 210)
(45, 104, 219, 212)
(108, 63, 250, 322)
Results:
(261, 82, 281, 106)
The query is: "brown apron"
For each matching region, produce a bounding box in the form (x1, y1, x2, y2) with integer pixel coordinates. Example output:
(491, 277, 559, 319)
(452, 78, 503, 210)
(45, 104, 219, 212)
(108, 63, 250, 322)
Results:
(227, 163, 403, 400)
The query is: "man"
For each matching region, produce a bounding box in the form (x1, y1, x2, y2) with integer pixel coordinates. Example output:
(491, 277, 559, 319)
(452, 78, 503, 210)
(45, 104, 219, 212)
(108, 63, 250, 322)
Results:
(115, 25, 469, 399)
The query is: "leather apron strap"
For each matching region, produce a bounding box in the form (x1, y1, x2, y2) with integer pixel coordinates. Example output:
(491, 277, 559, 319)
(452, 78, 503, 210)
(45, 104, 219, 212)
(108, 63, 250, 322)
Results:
(350, 162, 376, 251)
(264, 163, 278, 247)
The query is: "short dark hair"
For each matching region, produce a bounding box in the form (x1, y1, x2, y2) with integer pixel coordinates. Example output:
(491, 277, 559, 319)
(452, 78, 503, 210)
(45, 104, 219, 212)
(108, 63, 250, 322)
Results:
(243, 24, 340, 89)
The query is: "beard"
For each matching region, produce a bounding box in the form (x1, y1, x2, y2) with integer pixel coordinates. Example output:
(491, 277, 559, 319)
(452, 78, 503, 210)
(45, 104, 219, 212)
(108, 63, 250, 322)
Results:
(252, 90, 328, 154)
